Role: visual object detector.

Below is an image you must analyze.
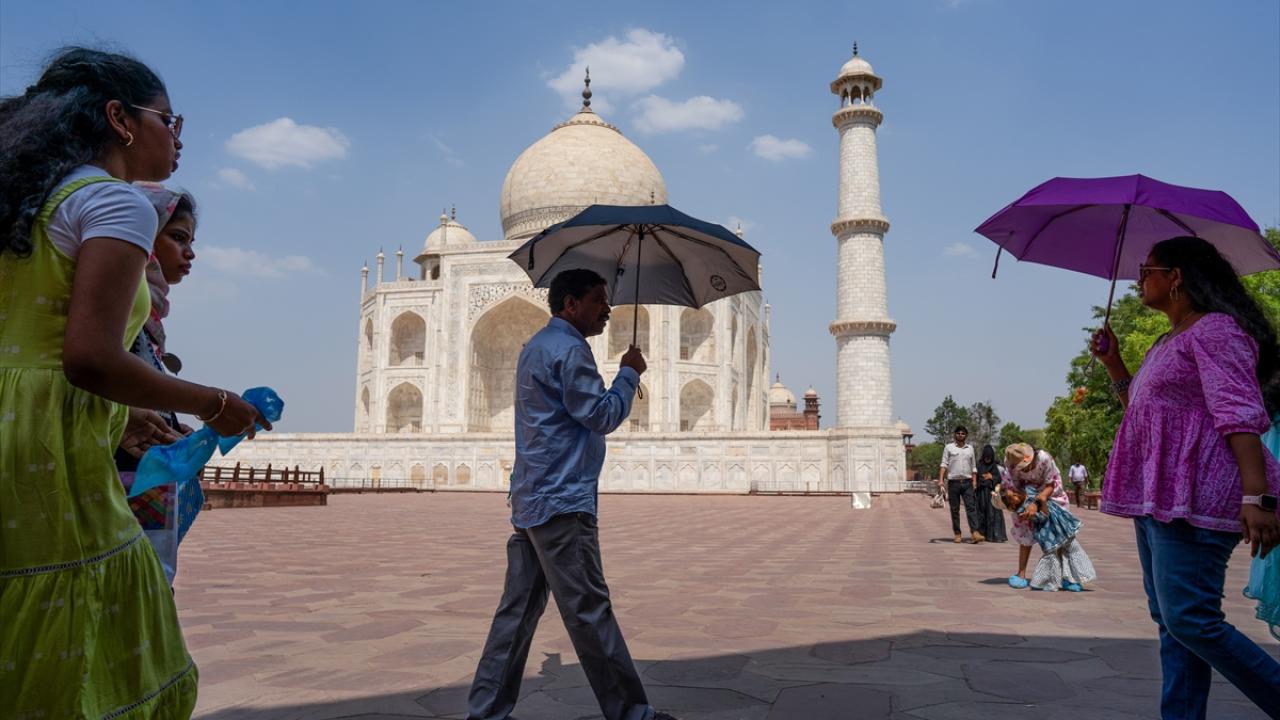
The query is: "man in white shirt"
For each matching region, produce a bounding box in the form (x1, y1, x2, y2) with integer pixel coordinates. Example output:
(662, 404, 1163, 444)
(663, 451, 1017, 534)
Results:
(938, 426, 983, 543)
(1068, 462, 1088, 507)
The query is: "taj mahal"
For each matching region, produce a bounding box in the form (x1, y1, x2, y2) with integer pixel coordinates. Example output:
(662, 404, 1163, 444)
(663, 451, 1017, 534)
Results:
(222, 47, 910, 496)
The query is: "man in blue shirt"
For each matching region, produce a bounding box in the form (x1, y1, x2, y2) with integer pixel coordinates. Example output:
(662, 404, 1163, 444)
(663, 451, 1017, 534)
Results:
(467, 269, 674, 720)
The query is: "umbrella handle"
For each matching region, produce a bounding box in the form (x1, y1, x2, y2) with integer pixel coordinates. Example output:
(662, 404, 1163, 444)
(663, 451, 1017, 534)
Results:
(634, 229, 644, 400)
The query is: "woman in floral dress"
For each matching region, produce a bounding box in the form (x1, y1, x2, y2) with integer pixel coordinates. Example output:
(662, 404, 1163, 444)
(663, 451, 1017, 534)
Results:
(1001, 443, 1071, 589)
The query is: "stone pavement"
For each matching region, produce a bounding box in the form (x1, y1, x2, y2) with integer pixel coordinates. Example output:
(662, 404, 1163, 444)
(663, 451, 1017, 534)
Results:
(176, 493, 1278, 719)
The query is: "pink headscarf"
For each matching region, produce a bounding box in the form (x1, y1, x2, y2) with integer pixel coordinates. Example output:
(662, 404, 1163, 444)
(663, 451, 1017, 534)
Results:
(132, 182, 196, 358)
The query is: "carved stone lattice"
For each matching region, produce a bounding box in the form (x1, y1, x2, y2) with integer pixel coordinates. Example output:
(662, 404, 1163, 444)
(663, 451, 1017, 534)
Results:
(468, 283, 549, 323)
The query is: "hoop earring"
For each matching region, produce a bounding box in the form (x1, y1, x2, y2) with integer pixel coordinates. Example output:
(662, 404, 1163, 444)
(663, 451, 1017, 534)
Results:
(121, 131, 134, 147)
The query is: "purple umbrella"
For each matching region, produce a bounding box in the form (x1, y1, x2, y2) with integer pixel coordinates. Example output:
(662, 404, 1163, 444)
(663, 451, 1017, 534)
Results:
(975, 174, 1280, 328)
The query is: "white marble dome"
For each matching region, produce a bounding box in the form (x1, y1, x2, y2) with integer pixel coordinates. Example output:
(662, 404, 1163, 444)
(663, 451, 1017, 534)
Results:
(768, 377, 796, 407)
(500, 107, 668, 241)
(423, 211, 477, 253)
(838, 55, 875, 78)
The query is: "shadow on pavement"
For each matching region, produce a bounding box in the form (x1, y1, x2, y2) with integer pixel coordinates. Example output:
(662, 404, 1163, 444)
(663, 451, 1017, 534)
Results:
(194, 630, 1272, 720)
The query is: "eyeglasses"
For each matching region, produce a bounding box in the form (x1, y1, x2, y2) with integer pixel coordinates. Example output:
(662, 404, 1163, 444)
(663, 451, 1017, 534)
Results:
(131, 104, 183, 139)
(1138, 265, 1172, 280)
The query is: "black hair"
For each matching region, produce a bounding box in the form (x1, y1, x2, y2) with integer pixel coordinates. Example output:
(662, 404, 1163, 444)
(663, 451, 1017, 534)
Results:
(954, 425, 968, 434)
(0, 47, 166, 257)
(1151, 236, 1280, 415)
(548, 269, 606, 314)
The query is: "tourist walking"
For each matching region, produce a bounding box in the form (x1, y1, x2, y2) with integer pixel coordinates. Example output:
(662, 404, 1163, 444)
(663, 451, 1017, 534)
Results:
(466, 269, 676, 720)
(114, 182, 200, 586)
(1001, 443, 1072, 589)
(0, 47, 268, 718)
(938, 426, 983, 543)
(1067, 461, 1089, 507)
(1092, 236, 1280, 719)
(995, 484, 1095, 591)
(974, 444, 1007, 542)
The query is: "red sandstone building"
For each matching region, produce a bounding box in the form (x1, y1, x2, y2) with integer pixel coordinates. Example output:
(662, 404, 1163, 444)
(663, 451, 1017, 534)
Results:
(768, 376, 821, 431)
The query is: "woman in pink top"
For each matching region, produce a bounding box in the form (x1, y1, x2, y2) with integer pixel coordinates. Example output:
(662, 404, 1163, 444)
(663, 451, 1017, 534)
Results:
(1092, 236, 1280, 719)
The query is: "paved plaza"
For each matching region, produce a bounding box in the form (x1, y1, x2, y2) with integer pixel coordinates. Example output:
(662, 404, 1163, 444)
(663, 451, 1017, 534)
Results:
(176, 493, 1277, 719)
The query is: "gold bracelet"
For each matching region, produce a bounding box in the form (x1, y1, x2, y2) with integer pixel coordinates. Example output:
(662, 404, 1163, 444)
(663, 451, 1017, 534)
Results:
(198, 389, 228, 423)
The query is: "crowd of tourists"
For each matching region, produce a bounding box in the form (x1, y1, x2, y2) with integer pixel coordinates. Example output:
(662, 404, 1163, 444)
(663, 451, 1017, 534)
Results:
(1, 44, 1278, 720)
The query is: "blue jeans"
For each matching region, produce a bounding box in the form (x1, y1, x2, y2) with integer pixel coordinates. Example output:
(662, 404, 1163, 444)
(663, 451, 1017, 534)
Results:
(1135, 516, 1280, 719)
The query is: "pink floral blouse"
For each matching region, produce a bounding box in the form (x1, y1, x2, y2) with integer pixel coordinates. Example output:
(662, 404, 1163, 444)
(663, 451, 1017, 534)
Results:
(1101, 313, 1280, 532)
(1002, 451, 1071, 547)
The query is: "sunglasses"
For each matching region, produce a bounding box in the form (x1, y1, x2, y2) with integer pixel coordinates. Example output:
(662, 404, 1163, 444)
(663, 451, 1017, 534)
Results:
(1138, 265, 1172, 280)
(131, 104, 183, 139)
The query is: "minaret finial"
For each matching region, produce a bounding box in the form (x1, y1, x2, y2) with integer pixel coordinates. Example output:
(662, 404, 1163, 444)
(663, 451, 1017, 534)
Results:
(582, 67, 592, 109)
(853, 42, 859, 56)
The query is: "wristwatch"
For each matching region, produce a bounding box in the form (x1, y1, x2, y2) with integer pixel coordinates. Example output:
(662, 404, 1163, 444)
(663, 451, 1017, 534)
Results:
(1242, 494, 1278, 512)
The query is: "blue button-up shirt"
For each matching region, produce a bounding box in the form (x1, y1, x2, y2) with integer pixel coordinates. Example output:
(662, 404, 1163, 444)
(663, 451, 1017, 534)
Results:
(510, 317, 639, 528)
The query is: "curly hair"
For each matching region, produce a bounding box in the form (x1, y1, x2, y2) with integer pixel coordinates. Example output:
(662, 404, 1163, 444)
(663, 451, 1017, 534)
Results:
(0, 47, 166, 257)
(1151, 236, 1280, 416)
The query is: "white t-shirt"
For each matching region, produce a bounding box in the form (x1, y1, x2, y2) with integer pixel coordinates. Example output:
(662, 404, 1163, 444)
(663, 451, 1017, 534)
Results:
(45, 165, 156, 259)
(1068, 464, 1088, 484)
(941, 442, 977, 480)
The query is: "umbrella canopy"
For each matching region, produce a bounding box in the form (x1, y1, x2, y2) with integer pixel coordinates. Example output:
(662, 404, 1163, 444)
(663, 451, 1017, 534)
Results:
(508, 204, 761, 309)
(975, 174, 1280, 281)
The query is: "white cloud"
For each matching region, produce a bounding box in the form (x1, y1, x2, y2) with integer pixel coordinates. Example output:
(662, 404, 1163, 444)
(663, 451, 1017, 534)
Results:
(943, 242, 976, 257)
(226, 118, 350, 170)
(749, 135, 812, 161)
(216, 167, 255, 191)
(200, 245, 323, 279)
(429, 135, 464, 168)
(632, 95, 743, 134)
(698, 144, 718, 154)
(547, 29, 684, 112)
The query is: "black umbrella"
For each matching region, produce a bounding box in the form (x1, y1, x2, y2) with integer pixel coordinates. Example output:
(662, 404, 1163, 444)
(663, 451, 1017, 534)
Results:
(508, 203, 762, 350)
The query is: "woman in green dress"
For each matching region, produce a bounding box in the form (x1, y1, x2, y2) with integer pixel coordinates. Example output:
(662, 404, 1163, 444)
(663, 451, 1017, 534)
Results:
(0, 47, 268, 718)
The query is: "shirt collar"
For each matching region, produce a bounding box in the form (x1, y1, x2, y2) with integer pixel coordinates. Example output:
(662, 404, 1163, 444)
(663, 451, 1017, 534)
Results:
(549, 316, 586, 342)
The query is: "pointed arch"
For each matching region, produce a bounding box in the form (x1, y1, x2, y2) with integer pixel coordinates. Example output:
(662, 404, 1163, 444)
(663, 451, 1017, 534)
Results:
(679, 379, 715, 432)
(389, 311, 426, 367)
(359, 386, 370, 432)
(609, 305, 650, 358)
(468, 296, 549, 432)
(745, 329, 759, 430)
(680, 308, 715, 362)
(386, 382, 423, 433)
(628, 382, 650, 432)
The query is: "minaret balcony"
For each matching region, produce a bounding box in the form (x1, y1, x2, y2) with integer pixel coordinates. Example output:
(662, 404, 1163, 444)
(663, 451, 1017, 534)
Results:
(829, 319, 897, 337)
(831, 217, 890, 236)
(832, 106, 883, 128)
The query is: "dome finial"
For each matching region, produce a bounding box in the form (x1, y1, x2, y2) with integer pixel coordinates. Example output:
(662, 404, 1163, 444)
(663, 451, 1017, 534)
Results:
(649, 189, 655, 205)
(451, 204, 456, 221)
(852, 41, 859, 56)
(582, 67, 592, 109)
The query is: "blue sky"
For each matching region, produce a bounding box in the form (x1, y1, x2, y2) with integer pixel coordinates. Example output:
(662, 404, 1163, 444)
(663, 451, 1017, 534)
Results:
(3, 1, 1277, 439)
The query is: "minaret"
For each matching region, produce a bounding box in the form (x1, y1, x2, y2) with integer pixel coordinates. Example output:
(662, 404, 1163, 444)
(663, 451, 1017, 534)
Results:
(375, 248, 385, 286)
(360, 261, 369, 294)
(394, 246, 404, 281)
(829, 44, 895, 427)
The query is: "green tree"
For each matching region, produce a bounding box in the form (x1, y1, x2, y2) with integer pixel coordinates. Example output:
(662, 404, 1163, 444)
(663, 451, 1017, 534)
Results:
(1042, 226, 1280, 487)
(911, 441, 943, 479)
(924, 395, 973, 443)
(967, 401, 1001, 449)
(997, 421, 1026, 447)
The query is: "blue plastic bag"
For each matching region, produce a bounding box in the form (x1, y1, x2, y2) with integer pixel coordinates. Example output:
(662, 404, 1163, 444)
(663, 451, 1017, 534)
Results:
(1244, 417, 1280, 640)
(129, 386, 284, 499)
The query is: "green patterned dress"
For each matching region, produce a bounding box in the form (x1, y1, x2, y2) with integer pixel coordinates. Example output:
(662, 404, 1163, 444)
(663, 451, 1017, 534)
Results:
(0, 177, 197, 718)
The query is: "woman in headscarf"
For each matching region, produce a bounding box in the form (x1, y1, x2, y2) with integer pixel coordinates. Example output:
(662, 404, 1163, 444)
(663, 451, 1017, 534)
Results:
(114, 182, 198, 587)
(974, 444, 1007, 543)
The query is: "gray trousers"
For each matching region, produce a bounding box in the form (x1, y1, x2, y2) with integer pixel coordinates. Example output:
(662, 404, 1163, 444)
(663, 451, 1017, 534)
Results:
(466, 512, 653, 720)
